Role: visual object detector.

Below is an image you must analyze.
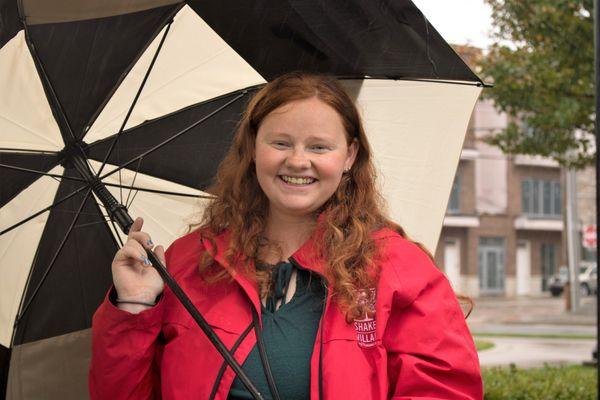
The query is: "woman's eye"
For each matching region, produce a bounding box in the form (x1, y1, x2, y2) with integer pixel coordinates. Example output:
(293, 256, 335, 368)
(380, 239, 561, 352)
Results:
(311, 145, 329, 152)
(272, 141, 290, 148)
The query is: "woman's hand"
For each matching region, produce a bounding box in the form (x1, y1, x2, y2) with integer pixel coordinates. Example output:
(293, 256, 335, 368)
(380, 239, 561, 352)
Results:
(111, 217, 165, 312)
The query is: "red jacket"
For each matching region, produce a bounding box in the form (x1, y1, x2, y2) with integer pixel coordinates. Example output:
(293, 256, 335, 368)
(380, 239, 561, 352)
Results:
(89, 228, 483, 399)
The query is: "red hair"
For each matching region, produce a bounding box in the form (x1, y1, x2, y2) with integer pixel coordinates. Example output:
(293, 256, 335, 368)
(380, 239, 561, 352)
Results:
(196, 72, 471, 320)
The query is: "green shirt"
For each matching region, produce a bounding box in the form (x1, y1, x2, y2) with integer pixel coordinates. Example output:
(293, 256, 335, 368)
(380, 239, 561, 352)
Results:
(228, 261, 326, 400)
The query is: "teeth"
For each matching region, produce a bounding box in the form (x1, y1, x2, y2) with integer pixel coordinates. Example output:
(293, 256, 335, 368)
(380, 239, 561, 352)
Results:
(281, 176, 315, 185)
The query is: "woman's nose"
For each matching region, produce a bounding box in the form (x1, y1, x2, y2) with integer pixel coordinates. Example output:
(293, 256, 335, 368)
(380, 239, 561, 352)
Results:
(285, 148, 311, 169)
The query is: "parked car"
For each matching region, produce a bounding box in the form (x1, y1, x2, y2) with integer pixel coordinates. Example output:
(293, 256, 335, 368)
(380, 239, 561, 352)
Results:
(579, 262, 597, 296)
(549, 266, 569, 297)
(548, 263, 597, 297)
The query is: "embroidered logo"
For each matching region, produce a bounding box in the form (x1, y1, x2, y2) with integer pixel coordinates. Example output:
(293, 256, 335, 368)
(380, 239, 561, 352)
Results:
(353, 288, 377, 348)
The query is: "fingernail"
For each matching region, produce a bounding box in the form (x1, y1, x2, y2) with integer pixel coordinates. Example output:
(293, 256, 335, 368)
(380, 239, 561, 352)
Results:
(147, 239, 154, 246)
(141, 256, 151, 265)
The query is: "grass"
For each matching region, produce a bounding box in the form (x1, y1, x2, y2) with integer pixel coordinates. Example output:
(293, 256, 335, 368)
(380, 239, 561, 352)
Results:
(474, 332, 596, 340)
(475, 339, 495, 351)
(483, 364, 597, 400)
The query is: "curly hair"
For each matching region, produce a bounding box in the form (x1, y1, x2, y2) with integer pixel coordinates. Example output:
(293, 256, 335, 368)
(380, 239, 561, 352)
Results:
(195, 72, 469, 321)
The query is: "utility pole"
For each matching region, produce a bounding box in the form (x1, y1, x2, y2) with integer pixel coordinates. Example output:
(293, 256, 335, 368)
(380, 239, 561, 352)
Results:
(565, 168, 580, 312)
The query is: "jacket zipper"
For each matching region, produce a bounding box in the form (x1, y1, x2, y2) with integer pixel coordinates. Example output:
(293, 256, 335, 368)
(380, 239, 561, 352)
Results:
(252, 306, 282, 400)
(289, 256, 328, 400)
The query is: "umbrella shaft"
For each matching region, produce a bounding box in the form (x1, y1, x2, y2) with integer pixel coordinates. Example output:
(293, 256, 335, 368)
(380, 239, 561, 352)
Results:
(70, 153, 265, 400)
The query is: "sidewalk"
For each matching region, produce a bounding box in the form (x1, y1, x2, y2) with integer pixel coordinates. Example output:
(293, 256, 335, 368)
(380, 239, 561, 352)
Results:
(466, 293, 597, 336)
(465, 294, 597, 367)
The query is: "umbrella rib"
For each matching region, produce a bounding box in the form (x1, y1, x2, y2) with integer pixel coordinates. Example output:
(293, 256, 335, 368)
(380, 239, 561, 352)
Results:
(104, 182, 213, 199)
(98, 92, 247, 182)
(95, 20, 173, 179)
(419, 9, 440, 78)
(75, 219, 115, 229)
(126, 189, 140, 210)
(22, 23, 77, 144)
(0, 185, 88, 236)
(15, 188, 93, 324)
(0, 163, 84, 183)
(125, 158, 143, 208)
(0, 148, 58, 155)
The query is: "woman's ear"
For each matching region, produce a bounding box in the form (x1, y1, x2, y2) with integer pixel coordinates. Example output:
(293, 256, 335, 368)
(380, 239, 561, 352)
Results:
(345, 139, 358, 170)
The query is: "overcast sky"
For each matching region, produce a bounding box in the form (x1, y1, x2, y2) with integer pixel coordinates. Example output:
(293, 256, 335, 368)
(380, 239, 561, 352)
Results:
(411, 0, 494, 49)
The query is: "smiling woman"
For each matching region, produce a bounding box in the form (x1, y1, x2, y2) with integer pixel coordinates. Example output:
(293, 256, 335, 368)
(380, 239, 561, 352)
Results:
(89, 72, 483, 400)
(254, 97, 357, 223)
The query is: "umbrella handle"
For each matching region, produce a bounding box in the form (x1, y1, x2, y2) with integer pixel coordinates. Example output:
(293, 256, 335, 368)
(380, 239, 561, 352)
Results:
(80, 158, 265, 400)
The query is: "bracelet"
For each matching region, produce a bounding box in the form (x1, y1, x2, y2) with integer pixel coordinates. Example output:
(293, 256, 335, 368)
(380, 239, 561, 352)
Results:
(116, 299, 155, 307)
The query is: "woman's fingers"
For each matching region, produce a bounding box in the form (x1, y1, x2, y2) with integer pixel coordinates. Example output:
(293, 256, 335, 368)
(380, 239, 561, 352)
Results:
(129, 231, 154, 250)
(118, 216, 162, 268)
(154, 245, 165, 265)
(129, 217, 143, 234)
(116, 243, 150, 266)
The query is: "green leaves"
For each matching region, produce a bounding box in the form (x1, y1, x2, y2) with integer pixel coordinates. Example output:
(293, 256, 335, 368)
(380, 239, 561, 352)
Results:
(483, 365, 597, 400)
(480, 0, 594, 168)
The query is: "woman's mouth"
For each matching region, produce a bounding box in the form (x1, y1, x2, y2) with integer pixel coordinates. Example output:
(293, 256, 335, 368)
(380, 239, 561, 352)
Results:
(279, 175, 317, 185)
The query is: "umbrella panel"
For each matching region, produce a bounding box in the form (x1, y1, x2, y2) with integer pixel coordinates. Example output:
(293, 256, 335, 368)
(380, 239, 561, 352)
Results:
(0, 0, 20, 48)
(27, 4, 180, 139)
(0, 152, 60, 208)
(13, 168, 116, 346)
(88, 89, 258, 191)
(187, 0, 479, 82)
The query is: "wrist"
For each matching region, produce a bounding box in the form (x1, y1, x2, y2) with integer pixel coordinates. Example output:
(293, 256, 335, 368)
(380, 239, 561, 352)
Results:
(114, 290, 159, 305)
(111, 287, 161, 314)
(116, 301, 154, 314)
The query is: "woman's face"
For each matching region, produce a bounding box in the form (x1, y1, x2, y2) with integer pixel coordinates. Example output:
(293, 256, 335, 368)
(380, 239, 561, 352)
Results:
(254, 97, 357, 221)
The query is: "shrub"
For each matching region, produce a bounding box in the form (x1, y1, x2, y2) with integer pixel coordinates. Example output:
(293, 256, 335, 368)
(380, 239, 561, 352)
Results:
(483, 364, 597, 400)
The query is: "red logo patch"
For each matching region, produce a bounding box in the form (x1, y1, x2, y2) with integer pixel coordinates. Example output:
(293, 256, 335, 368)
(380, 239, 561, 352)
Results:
(353, 288, 376, 348)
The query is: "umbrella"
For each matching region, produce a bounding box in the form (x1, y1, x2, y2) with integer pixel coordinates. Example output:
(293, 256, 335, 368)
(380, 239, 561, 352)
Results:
(0, 0, 483, 398)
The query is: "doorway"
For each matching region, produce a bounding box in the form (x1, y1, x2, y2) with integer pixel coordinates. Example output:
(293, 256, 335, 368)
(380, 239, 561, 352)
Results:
(516, 240, 531, 296)
(478, 237, 505, 294)
(444, 239, 461, 290)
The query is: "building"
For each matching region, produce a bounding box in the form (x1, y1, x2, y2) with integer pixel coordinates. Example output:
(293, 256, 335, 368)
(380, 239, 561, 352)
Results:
(435, 45, 598, 298)
(434, 97, 566, 297)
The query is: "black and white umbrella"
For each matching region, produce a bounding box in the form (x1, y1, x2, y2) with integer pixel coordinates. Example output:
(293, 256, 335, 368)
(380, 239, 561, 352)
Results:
(0, 1, 483, 397)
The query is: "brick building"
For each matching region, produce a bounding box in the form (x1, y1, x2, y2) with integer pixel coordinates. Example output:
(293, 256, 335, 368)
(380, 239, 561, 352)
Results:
(433, 97, 566, 298)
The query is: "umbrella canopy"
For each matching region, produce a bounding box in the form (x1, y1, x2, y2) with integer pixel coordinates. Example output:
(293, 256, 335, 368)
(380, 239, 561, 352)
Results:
(0, 0, 483, 397)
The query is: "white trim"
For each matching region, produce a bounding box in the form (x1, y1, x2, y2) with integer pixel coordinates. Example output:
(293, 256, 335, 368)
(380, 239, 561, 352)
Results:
(443, 215, 480, 227)
(514, 216, 564, 231)
(514, 154, 560, 168)
(460, 148, 478, 160)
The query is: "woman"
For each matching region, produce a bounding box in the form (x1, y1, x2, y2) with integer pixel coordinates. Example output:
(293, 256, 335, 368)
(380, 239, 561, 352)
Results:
(89, 72, 483, 399)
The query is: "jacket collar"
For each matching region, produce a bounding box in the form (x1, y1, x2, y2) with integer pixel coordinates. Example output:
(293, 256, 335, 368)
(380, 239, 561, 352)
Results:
(199, 225, 330, 314)
(200, 230, 262, 315)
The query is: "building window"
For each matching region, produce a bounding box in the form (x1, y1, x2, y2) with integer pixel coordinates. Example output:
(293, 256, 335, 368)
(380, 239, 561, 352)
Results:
(447, 174, 461, 214)
(521, 178, 561, 218)
(540, 243, 557, 291)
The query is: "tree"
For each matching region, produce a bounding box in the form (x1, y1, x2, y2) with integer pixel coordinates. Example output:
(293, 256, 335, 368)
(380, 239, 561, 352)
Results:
(479, 0, 594, 168)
